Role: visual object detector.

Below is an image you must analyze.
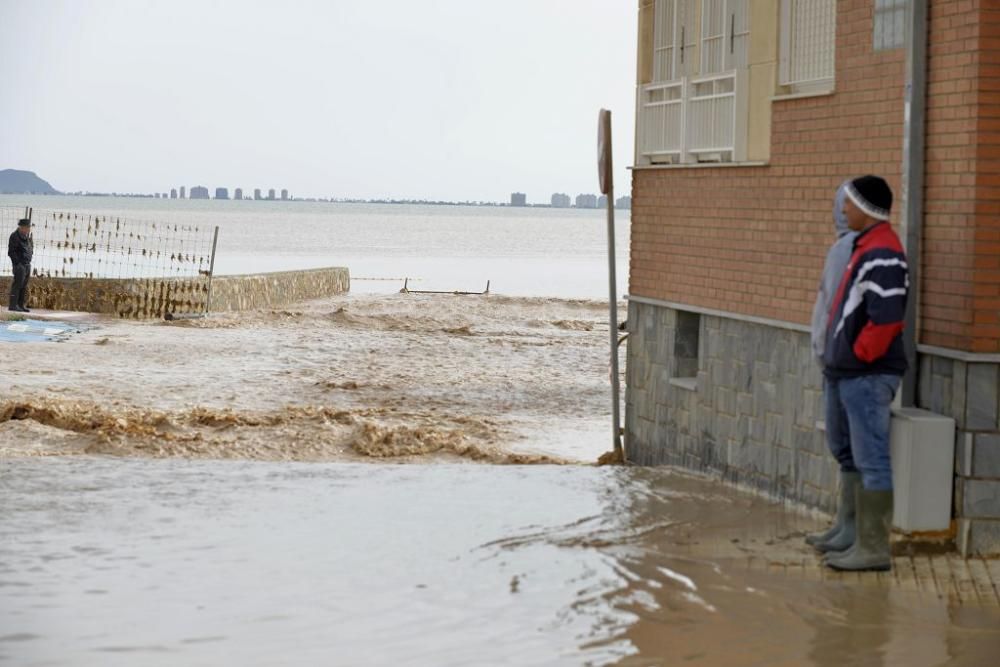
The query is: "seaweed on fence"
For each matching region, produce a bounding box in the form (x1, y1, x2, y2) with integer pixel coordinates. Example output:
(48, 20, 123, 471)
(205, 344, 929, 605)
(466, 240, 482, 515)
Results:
(1, 206, 218, 318)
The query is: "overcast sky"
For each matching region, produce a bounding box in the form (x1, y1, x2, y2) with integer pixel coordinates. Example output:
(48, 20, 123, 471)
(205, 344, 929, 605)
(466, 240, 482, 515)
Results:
(1, 0, 637, 202)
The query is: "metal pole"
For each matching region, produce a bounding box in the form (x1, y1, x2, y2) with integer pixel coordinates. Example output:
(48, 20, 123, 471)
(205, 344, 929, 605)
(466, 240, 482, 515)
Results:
(900, 1, 927, 408)
(205, 225, 219, 314)
(598, 109, 623, 457)
(606, 183, 622, 456)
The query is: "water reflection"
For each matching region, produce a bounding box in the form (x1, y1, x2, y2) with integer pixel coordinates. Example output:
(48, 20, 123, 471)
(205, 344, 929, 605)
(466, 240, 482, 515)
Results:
(1, 459, 998, 666)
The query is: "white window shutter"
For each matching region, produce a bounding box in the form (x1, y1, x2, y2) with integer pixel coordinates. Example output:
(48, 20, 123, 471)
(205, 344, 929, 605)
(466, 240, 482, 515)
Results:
(723, 0, 749, 72)
(677, 0, 699, 79)
(700, 0, 726, 75)
(779, 0, 793, 84)
(653, 0, 677, 82)
(780, 0, 836, 88)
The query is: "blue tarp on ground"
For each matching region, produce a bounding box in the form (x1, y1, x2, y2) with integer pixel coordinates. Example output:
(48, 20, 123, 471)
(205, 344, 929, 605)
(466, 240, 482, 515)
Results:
(0, 319, 82, 343)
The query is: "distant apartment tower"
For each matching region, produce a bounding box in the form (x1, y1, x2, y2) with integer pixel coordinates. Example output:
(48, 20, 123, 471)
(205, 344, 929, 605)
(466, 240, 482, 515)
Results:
(170, 189, 177, 199)
(268, 188, 276, 200)
(281, 189, 289, 201)
(575, 194, 598, 209)
(179, 186, 186, 199)
(234, 188, 243, 201)
(254, 188, 262, 200)
(615, 195, 631, 210)
(551, 193, 571, 208)
(215, 187, 229, 200)
(597, 195, 608, 209)
(189, 186, 210, 199)
(510, 192, 527, 207)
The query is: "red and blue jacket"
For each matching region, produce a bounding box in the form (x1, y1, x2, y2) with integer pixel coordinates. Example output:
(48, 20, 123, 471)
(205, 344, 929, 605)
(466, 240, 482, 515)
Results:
(822, 222, 909, 378)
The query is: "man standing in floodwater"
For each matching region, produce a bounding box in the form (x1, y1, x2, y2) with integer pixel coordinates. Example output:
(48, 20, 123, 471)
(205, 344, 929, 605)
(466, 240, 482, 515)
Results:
(7, 218, 33, 313)
(818, 175, 908, 572)
(805, 181, 859, 556)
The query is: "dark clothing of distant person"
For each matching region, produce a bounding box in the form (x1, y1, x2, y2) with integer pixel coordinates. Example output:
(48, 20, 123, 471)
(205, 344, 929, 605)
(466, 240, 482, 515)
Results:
(8, 227, 33, 312)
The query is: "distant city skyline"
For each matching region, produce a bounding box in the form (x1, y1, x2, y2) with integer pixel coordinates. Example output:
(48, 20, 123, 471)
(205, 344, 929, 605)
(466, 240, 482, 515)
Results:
(0, 1, 636, 202)
(1, 169, 630, 207)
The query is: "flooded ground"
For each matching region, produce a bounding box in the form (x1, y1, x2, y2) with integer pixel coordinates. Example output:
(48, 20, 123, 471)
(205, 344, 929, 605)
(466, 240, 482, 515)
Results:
(2, 459, 998, 667)
(3, 294, 1000, 666)
(1, 293, 620, 463)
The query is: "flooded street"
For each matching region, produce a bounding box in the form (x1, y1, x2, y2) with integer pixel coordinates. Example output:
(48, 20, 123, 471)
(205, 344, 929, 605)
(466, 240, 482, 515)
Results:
(3, 295, 1000, 667)
(2, 201, 999, 666)
(2, 459, 999, 666)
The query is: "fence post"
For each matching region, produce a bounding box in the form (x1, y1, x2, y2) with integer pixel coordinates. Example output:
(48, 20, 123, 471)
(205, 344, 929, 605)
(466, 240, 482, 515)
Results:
(205, 225, 219, 314)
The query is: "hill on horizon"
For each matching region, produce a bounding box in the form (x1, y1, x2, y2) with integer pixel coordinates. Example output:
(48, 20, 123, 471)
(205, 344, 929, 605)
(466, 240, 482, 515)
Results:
(0, 169, 59, 195)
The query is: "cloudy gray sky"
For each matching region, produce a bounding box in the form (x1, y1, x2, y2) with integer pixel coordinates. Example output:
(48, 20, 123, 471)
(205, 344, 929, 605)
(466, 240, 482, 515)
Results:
(1, 0, 637, 202)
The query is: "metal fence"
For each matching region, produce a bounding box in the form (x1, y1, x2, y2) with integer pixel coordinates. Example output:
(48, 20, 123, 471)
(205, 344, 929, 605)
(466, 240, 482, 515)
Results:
(1, 206, 218, 316)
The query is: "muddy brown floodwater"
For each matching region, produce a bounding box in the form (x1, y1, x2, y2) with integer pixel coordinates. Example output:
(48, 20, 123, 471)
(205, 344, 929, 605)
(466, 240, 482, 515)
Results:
(2, 294, 1000, 666)
(1, 293, 621, 463)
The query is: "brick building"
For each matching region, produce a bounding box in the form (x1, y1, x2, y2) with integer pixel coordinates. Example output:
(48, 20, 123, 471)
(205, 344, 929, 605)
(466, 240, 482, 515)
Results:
(625, 0, 1000, 555)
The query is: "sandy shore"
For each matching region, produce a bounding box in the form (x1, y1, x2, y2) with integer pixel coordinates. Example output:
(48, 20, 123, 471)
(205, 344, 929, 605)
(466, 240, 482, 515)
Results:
(1, 293, 623, 463)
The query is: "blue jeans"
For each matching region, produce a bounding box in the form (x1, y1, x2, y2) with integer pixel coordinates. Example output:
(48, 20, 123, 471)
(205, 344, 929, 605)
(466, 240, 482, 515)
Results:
(824, 374, 900, 491)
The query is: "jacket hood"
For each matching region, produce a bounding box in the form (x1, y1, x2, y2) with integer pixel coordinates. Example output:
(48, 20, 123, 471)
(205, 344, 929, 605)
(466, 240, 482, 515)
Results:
(834, 180, 851, 237)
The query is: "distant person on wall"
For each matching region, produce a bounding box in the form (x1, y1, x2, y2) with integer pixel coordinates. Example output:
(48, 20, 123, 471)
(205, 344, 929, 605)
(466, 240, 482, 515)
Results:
(821, 175, 908, 572)
(7, 218, 33, 312)
(805, 181, 859, 556)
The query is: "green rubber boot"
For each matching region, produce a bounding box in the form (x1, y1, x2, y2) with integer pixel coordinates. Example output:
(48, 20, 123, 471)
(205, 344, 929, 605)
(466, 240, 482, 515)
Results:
(826, 489, 893, 572)
(806, 471, 860, 553)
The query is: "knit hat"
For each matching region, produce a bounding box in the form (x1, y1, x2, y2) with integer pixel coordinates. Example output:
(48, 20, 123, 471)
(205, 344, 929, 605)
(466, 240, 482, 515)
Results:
(17, 218, 30, 227)
(845, 175, 892, 221)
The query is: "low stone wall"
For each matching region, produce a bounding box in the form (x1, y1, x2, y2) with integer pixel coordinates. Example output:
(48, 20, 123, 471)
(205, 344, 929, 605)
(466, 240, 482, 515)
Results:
(0, 266, 350, 317)
(207, 267, 350, 311)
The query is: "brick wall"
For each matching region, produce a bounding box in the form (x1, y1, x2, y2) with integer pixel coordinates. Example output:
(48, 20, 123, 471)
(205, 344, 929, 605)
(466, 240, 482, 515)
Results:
(631, 0, 997, 354)
(973, 8, 1000, 352)
(924, 1, 980, 351)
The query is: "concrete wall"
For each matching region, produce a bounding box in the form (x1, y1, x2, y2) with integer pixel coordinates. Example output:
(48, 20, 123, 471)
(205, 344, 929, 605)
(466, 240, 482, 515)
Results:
(625, 298, 1000, 556)
(0, 275, 210, 318)
(207, 267, 350, 312)
(0, 266, 350, 317)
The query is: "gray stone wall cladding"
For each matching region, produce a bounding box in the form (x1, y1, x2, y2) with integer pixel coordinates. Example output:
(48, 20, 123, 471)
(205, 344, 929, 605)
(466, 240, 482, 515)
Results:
(923, 356, 1000, 556)
(624, 300, 838, 513)
(625, 301, 1000, 555)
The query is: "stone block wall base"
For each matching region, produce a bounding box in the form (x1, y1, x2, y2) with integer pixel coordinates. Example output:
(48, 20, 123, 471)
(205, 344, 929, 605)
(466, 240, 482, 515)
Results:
(958, 519, 1000, 557)
(625, 298, 1000, 556)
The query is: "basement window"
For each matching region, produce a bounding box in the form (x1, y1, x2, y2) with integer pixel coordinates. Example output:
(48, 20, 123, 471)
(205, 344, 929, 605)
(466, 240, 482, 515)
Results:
(674, 310, 701, 381)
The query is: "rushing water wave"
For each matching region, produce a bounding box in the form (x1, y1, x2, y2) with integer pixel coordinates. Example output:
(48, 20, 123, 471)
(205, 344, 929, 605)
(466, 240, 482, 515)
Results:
(1, 292, 624, 464)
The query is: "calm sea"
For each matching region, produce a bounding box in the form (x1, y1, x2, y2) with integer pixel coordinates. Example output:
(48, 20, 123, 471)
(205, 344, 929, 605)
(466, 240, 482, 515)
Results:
(0, 195, 631, 299)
